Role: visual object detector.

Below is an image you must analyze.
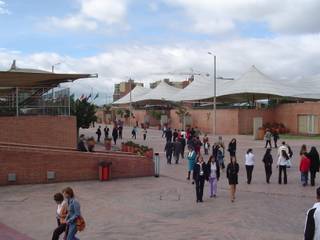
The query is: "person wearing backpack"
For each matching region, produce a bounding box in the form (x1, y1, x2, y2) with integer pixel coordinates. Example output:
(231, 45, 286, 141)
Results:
(63, 187, 83, 240)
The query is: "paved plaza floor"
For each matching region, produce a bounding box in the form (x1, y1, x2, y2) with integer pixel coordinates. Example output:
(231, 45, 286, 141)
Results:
(0, 126, 319, 239)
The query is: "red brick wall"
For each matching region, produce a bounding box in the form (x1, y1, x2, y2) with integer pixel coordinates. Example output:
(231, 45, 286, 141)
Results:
(169, 109, 239, 135)
(0, 116, 77, 148)
(0, 145, 154, 186)
(238, 109, 274, 134)
(275, 102, 320, 134)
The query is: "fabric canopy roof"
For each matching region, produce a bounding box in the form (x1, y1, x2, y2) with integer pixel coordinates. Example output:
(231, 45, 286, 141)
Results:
(0, 68, 95, 88)
(113, 65, 320, 105)
(132, 81, 182, 102)
(113, 85, 151, 105)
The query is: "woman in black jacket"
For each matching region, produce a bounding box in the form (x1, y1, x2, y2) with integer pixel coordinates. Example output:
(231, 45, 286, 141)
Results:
(193, 155, 208, 203)
(228, 138, 237, 158)
(262, 148, 273, 183)
(307, 146, 320, 186)
(227, 156, 239, 203)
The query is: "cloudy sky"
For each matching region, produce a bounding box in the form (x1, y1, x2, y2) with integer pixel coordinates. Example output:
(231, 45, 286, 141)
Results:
(1, 0, 320, 104)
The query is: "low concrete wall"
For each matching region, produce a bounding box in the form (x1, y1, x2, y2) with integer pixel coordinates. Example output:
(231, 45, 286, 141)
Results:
(0, 144, 154, 186)
(0, 116, 77, 148)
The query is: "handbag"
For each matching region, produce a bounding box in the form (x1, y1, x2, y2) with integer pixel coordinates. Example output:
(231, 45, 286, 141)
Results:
(286, 159, 292, 168)
(76, 216, 86, 232)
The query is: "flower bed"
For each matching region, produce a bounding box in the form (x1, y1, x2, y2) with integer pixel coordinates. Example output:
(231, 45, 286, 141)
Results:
(121, 141, 154, 159)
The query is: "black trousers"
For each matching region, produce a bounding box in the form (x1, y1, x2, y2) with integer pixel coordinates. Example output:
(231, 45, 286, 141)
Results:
(166, 153, 172, 164)
(310, 170, 317, 186)
(278, 165, 287, 184)
(143, 134, 146, 140)
(181, 147, 185, 158)
(97, 134, 101, 142)
(265, 140, 272, 148)
(113, 137, 117, 144)
(264, 165, 272, 183)
(245, 165, 254, 184)
(274, 139, 278, 148)
(52, 220, 66, 240)
(174, 153, 180, 164)
(195, 176, 205, 201)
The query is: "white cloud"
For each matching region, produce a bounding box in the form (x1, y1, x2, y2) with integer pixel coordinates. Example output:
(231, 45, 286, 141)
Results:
(163, 0, 320, 34)
(0, 0, 10, 14)
(2, 34, 320, 104)
(44, 0, 128, 31)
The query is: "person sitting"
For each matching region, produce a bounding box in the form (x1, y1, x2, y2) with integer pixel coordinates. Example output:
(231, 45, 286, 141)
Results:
(77, 134, 87, 152)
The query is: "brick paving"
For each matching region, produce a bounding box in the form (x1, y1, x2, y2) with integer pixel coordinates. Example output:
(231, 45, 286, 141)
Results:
(0, 125, 319, 239)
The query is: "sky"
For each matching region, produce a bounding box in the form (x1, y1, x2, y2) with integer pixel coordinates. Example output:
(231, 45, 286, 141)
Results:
(1, 0, 320, 105)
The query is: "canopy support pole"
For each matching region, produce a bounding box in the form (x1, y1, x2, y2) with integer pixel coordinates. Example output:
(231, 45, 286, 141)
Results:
(15, 87, 19, 117)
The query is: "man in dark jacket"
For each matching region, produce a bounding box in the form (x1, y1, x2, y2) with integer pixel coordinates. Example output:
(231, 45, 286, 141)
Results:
(173, 139, 182, 164)
(304, 187, 320, 239)
(173, 129, 178, 142)
(165, 141, 174, 164)
(179, 135, 186, 159)
(165, 128, 173, 142)
(96, 126, 102, 142)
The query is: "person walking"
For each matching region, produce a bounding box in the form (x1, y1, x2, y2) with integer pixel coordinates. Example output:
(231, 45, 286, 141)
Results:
(179, 135, 186, 159)
(143, 128, 147, 140)
(193, 155, 207, 203)
(262, 148, 273, 183)
(300, 152, 311, 187)
(173, 139, 182, 164)
(96, 126, 102, 142)
(264, 129, 272, 148)
(273, 130, 279, 148)
(207, 156, 220, 198)
(118, 125, 123, 139)
(63, 187, 81, 240)
(104, 126, 109, 139)
(165, 128, 173, 142)
(194, 137, 202, 155)
(308, 147, 320, 187)
(52, 193, 68, 240)
(227, 156, 239, 203)
(228, 138, 237, 158)
(165, 141, 174, 164)
(131, 126, 137, 139)
(216, 143, 225, 170)
(173, 129, 178, 142)
(203, 134, 209, 155)
(277, 149, 289, 184)
(112, 126, 118, 145)
(245, 149, 255, 184)
(187, 146, 196, 181)
(304, 187, 320, 239)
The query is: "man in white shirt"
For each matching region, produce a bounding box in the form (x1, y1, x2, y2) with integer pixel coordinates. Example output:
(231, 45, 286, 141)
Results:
(304, 187, 320, 240)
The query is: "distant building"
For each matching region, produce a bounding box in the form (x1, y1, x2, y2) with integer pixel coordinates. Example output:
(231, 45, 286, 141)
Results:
(113, 79, 144, 102)
(150, 76, 193, 89)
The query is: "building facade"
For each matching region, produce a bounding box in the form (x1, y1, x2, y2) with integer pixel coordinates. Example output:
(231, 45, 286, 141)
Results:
(113, 79, 144, 102)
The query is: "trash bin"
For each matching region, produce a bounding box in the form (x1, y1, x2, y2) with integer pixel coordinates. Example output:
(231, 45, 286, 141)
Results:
(98, 161, 112, 181)
(154, 153, 160, 177)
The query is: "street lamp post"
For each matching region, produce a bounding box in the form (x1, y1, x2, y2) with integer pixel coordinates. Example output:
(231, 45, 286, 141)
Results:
(52, 62, 61, 73)
(208, 52, 217, 136)
(208, 52, 234, 136)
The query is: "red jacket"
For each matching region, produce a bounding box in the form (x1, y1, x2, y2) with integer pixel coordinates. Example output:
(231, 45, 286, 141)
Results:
(300, 156, 311, 172)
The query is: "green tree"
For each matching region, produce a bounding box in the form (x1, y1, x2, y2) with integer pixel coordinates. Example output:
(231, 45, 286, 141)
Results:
(70, 96, 97, 136)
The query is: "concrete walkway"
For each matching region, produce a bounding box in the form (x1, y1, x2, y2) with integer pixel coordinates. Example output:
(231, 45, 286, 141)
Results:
(0, 126, 319, 239)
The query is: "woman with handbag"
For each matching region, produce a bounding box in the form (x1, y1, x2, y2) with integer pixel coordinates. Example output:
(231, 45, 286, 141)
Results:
(63, 187, 81, 240)
(277, 150, 289, 184)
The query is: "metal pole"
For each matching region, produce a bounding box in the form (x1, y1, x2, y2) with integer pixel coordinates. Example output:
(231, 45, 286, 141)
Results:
(68, 88, 71, 116)
(129, 80, 132, 127)
(213, 55, 217, 136)
(15, 87, 19, 116)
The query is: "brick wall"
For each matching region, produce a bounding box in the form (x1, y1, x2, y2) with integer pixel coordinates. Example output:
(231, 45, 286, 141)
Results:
(0, 145, 154, 186)
(0, 116, 77, 148)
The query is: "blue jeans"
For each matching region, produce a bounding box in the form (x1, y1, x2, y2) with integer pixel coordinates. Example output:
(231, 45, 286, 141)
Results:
(301, 172, 308, 186)
(67, 224, 79, 240)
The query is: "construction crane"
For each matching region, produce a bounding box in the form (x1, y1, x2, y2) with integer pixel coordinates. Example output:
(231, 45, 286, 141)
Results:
(153, 68, 210, 82)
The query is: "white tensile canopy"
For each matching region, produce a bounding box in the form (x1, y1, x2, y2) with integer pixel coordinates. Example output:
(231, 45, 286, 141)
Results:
(113, 85, 151, 104)
(113, 65, 320, 105)
(131, 81, 182, 103)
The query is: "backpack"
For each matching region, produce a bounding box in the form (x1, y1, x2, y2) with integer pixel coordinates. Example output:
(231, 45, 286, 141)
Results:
(76, 216, 86, 232)
(288, 145, 293, 158)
